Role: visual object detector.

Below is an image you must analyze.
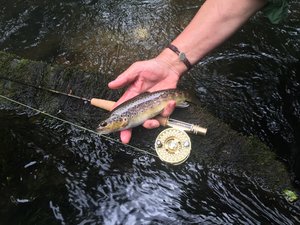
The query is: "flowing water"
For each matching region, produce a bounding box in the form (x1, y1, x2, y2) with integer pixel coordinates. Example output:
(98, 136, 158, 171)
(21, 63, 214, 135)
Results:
(0, 0, 300, 224)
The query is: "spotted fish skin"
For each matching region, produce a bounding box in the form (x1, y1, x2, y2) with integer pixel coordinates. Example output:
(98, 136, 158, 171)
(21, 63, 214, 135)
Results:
(96, 89, 191, 134)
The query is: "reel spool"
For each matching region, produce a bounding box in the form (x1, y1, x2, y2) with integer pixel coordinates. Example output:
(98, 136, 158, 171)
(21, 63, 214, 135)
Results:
(155, 128, 191, 165)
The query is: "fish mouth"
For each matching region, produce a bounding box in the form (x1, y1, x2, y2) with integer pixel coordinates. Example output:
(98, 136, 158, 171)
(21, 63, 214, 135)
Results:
(96, 116, 129, 135)
(96, 126, 110, 135)
(96, 125, 120, 135)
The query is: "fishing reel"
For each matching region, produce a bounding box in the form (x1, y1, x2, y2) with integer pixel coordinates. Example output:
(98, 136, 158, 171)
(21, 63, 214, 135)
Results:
(155, 128, 192, 165)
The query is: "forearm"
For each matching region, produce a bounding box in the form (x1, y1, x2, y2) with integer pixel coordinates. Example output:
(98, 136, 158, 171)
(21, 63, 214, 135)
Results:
(157, 0, 267, 75)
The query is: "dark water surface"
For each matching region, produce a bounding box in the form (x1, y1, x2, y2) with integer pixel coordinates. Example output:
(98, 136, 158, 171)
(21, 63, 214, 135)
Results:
(1, 0, 300, 224)
(0, 110, 299, 224)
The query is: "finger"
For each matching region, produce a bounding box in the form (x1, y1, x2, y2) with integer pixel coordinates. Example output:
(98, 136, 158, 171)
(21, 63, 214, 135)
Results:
(108, 66, 138, 89)
(160, 100, 176, 117)
(120, 129, 132, 144)
(143, 119, 160, 129)
(108, 75, 130, 89)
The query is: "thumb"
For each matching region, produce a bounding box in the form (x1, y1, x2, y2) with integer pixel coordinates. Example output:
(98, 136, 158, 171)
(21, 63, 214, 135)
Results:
(120, 129, 132, 144)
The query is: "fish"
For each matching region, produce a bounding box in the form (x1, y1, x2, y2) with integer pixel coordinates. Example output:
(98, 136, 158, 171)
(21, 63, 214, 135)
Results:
(96, 89, 191, 134)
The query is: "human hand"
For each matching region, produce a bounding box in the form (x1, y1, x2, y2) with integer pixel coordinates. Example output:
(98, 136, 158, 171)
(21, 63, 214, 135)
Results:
(108, 56, 183, 143)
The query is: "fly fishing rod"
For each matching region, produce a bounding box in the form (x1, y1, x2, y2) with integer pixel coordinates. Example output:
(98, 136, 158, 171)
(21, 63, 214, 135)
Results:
(0, 76, 207, 135)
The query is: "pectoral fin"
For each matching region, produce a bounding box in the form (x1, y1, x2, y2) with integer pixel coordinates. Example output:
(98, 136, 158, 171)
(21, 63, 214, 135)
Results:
(176, 102, 190, 108)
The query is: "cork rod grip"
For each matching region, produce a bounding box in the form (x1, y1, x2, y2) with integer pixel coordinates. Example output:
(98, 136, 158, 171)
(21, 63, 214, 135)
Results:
(90, 98, 115, 111)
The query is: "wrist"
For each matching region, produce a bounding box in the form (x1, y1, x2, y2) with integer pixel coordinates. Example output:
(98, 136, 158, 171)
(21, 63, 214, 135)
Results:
(167, 44, 192, 70)
(156, 48, 189, 76)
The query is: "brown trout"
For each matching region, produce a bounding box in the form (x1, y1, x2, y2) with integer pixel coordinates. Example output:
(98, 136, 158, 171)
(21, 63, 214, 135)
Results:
(96, 89, 191, 134)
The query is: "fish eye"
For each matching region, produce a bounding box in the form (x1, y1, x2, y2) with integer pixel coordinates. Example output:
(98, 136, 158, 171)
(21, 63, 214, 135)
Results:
(100, 121, 108, 127)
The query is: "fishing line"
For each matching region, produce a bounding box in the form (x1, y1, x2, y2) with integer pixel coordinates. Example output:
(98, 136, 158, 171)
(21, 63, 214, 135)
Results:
(0, 94, 158, 158)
